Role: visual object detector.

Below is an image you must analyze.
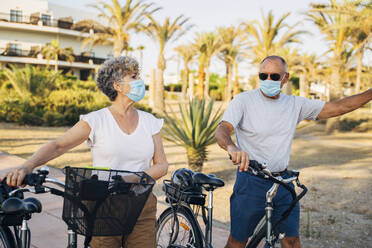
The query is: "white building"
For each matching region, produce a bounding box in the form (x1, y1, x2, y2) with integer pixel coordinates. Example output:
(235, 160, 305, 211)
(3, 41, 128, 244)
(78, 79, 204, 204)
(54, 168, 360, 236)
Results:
(0, 0, 113, 80)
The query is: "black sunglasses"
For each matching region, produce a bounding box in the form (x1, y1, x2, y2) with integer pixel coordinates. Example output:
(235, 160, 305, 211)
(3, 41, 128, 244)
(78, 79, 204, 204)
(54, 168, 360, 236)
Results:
(258, 73, 284, 81)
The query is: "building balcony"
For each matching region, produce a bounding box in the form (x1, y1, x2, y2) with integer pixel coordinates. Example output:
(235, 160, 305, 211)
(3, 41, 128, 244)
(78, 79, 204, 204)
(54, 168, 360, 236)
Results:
(0, 12, 104, 37)
(0, 46, 106, 69)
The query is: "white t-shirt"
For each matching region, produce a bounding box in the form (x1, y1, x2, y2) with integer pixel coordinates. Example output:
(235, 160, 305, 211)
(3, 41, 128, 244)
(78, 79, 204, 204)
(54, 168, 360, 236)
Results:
(80, 107, 163, 172)
(222, 89, 325, 172)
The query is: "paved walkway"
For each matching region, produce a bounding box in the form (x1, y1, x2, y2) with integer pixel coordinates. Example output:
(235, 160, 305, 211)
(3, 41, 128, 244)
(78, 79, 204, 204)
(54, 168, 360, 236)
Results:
(0, 151, 229, 248)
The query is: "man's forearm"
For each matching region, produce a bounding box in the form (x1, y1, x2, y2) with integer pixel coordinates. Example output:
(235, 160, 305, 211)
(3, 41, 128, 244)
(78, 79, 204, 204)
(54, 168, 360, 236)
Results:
(319, 89, 372, 119)
(335, 89, 372, 116)
(215, 126, 237, 151)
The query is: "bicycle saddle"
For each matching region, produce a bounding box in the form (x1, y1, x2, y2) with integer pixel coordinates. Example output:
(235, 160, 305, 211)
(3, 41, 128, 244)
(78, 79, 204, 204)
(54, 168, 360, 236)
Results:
(1, 197, 42, 215)
(192, 173, 224, 188)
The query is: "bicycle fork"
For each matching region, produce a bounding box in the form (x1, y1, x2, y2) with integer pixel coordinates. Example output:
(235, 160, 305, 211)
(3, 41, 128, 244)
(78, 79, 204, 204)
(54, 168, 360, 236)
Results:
(265, 183, 282, 247)
(67, 228, 77, 248)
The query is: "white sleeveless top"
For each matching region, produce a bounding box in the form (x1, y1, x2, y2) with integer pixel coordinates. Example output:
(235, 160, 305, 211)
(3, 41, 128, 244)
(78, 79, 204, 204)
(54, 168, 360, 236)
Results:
(80, 107, 163, 172)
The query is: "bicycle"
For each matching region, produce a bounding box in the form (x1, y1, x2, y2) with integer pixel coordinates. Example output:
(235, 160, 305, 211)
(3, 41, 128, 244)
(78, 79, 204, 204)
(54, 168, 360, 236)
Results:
(0, 166, 155, 248)
(156, 161, 307, 248)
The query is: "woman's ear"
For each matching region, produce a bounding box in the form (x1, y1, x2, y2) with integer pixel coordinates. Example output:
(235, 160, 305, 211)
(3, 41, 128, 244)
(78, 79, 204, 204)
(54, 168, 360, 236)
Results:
(113, 81, 122, 93)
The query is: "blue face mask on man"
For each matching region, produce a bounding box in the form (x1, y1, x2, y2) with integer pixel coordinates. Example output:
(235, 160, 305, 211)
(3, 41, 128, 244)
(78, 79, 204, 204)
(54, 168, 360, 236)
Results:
(126, 79, 146, 102)
(259, 73, 286, 97)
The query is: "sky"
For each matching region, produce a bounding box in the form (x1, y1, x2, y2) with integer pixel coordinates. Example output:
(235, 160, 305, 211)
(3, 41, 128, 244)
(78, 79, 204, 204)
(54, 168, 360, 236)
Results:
(48, 0, 330, 78)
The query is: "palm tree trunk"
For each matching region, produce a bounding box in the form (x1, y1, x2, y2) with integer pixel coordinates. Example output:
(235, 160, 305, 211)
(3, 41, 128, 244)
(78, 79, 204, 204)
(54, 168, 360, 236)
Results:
(113, 40, 124, 57)
(329, 60, 343, 101)
(325, 61, 343, 133)
(204, 62, 211, 99)
(188, 73, 194, 100)
(197, 63, 205, 99)
(181, 65, 189, 100)
(233, 62, 240, 96)
(149, 69, 156, 108)
(299, 74, 307, 97)
(355, 50, 363, 94)
(155, 49, 166, 113)
(225, 64, 233, 102)
(155, 69, 165, 113)
(186, 146, 206, 172)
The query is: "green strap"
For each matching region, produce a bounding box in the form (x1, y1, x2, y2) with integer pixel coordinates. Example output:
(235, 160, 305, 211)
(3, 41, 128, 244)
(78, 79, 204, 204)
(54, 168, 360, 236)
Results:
(85, 166, 110, 170)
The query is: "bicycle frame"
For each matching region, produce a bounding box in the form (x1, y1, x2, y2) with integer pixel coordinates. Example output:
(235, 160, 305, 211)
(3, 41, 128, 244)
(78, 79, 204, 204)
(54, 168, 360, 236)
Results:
(246, 173, 307, 248)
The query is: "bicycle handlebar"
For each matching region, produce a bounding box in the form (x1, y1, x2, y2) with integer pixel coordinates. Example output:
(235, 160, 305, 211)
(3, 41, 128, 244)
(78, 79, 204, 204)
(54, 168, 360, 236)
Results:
(230, 158, 305, 201)
(7, 168, 65, 197)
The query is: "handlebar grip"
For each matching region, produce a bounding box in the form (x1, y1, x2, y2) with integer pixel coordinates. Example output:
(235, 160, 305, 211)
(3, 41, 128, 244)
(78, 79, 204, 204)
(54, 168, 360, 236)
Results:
(22, 173, 42, 186)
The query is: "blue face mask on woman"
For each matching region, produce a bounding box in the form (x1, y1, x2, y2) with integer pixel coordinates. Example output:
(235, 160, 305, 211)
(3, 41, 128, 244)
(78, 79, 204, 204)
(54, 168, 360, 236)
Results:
(259, 73, 285, 97)
(126, 80, 146, 102)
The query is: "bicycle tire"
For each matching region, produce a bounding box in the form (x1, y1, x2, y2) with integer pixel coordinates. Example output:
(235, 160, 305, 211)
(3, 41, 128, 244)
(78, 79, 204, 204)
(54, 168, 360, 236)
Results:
(246, 226, 265, 248)
(156, 206, 203, 248)
(0, 226, 14, 248)
(247, 225, 281, 248)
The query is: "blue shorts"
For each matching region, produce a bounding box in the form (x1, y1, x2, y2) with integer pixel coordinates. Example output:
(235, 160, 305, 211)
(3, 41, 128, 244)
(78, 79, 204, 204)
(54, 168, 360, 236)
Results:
(230, 169, 300, 242)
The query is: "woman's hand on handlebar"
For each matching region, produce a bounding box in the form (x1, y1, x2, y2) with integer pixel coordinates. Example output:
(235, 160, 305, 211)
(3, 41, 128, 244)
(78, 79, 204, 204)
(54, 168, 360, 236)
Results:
(227, 145, 250, 172)
(0, 165, 32, 187)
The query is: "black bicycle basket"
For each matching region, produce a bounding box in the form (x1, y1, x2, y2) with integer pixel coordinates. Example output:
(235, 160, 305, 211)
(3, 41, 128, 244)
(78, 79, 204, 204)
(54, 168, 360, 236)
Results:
(62, 166, 155, 247)
(163, 180, 205, 206)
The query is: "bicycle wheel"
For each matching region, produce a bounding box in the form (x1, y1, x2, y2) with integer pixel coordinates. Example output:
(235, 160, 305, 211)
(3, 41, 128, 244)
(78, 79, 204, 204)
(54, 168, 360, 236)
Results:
(156, 206, 203, 248)
(247, 226, 280, 248)
(0, 226, 13, 248)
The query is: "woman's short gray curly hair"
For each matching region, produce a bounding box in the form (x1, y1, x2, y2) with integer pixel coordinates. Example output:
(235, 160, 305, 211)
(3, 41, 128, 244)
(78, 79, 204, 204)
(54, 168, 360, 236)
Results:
(96, 56, 139, 101)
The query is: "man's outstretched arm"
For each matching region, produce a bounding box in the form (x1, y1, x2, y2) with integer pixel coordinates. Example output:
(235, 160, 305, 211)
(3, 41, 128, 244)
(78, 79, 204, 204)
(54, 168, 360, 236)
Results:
(318, 89, 372, 119)
(215, 121, 250, 171)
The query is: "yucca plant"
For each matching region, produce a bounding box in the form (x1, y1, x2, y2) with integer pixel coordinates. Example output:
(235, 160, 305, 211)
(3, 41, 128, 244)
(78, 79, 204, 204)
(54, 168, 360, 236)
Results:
(163, 98, 223, 172)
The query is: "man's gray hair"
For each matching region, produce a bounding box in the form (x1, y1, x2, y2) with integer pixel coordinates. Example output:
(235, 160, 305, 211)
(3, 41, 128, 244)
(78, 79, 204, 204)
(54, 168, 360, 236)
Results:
(260, 55, 287, 72)
(96, 56, 139, 101)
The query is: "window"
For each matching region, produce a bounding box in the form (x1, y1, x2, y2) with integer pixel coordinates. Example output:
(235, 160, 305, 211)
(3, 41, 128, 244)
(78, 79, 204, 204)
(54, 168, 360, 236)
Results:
(10, 10, 22, 23)
(89, 52, 95, 57)
(9, 43, 20, 55)
(41, 14, 51, 26)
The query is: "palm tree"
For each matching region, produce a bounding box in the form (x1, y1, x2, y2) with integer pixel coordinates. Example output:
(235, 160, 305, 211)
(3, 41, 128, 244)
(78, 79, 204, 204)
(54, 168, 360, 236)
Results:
(174, 44, 197, 100)
(307, 0, 362, 133)
(3, 64, 59, 98)
(193, 32, 223, 99)
(291, 53, 322, 97)
(136, 45, 145, 67)
(342, 3, 372, 93)
(217, 26, 245, 101)
(242, 11, 305, 64)
(82, 0, 159, 57)
(141, 14, 192, 113)
(163, 98, 223, 172)
(306, 0, 359, 100)
(41, 40, 74, 72)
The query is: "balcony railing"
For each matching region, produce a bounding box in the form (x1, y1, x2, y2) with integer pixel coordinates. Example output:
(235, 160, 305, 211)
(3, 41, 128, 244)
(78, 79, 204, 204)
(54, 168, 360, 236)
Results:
(0, 12, 105, 33)
(0, 46, 106, 65)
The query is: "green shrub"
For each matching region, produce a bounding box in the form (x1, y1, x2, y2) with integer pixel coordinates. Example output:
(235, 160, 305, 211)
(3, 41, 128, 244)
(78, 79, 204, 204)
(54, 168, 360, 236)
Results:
(0, 65, 154, 126)
(42, 111, 67, 126)
(210, 89, 223, 100)
(18, 112, 43, 126)
(339, 118, 369, 132)
(165, 83, 182, 92)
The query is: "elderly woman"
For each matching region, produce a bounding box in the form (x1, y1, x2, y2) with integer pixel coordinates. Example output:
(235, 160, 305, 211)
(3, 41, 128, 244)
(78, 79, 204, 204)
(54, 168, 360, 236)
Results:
(1, 56, 168, 247)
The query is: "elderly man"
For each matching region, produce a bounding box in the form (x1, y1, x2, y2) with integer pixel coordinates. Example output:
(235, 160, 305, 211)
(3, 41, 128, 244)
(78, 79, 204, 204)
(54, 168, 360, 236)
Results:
(215, 55, 372, 248)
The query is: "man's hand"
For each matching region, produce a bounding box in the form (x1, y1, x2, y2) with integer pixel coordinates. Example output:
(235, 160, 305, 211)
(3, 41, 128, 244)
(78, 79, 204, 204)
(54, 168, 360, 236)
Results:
(0, 165, 33, 187)
(227, 145, 250, 172)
